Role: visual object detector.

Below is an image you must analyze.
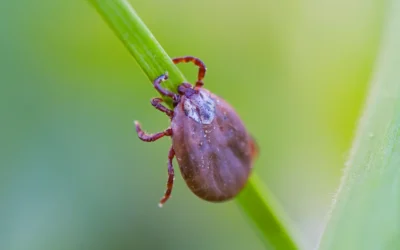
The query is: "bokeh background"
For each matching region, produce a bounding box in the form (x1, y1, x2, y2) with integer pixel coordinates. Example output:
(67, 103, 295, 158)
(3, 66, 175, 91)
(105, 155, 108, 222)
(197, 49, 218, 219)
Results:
(0, 0, 386, 249)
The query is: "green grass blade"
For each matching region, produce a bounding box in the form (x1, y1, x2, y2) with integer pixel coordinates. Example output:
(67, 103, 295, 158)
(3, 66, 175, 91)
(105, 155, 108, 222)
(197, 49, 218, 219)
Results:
(318, 0, 400, 249)
(89, 0, 301, 249)
(88, 0, 186, 101)
(237, 175, 303, 249)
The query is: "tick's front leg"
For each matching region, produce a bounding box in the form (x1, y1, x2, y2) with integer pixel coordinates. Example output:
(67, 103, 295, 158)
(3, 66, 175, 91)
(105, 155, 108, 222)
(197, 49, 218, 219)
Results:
(172, 56, 206, 89)
(153, 74, 179, 103)
(134, 121, 172, 142)
(158, 146, 175, 207)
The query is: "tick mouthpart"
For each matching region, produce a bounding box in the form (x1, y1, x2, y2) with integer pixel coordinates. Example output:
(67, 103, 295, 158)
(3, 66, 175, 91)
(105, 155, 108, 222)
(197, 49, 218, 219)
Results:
(178, 83, 197, 98)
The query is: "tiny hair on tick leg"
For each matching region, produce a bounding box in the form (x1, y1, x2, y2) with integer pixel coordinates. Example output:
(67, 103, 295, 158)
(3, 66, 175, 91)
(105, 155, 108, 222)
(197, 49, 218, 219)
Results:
(134, 56, 258, 207)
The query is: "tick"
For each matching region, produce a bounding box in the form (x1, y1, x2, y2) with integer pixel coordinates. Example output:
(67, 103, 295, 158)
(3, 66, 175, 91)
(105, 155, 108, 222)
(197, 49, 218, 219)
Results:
(135, 56, 258, 207)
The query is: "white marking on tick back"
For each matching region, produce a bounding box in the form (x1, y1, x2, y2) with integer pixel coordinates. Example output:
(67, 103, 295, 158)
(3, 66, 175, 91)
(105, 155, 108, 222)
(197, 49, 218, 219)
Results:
(183, 90, 216, 124)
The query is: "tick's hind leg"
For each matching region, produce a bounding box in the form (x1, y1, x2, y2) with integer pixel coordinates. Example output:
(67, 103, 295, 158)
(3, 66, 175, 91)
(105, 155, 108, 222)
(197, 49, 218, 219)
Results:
(172, 56, 206, 89)
(159, 146, 175, 207)
(151, 97, 173, 118)
(134, 121, 172, 142)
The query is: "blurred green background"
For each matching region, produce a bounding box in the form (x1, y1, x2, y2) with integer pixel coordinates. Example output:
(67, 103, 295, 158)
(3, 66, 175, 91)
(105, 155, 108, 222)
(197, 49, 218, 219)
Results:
(0, 0, 385, 249)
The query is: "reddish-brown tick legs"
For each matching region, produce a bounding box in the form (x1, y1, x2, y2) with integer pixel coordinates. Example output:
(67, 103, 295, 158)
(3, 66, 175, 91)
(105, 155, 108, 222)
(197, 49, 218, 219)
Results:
(172, 56, 206, 90)
(159, 146, 175, 207)
(134, 121, 172, 142)
(153, 74, 179, 103)
(250, 137, 259, 159)
(151, 98, 173, 118)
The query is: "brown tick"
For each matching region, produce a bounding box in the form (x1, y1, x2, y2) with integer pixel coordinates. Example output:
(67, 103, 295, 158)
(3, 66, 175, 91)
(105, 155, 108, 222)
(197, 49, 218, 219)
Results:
(134, 56, 258, 207)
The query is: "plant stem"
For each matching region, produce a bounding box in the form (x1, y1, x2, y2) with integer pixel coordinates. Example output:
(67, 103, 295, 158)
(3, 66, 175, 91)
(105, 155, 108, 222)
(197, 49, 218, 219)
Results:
(237, 175, 303, 249)
(89, 0, 186, 104)
(318, 0, 400, 249)
(89, 0, 301, 249)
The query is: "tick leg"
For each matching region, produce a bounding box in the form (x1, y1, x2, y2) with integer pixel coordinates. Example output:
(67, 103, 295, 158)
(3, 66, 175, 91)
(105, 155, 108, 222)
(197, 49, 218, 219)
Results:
(159, 146, 175, 207)
(134, 121, 172, 142)
(151, 97, 173, 118)
(153, 74, 179, 102)
(250, 136, 259, 159)
(172, 56, 206, 89)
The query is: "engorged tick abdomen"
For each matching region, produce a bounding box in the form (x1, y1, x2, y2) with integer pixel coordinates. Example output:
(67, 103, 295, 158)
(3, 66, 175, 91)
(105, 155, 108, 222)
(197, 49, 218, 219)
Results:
(171, 89, 253, 202)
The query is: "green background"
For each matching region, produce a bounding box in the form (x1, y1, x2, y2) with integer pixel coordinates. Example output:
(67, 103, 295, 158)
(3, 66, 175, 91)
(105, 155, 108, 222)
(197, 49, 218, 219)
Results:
(0, 0, 385, 249)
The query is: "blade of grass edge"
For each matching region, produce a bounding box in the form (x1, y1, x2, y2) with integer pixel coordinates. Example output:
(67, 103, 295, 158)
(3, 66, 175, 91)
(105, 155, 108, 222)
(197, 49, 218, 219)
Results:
(88, 0, 302, 249)
(318, 0, 400, 249)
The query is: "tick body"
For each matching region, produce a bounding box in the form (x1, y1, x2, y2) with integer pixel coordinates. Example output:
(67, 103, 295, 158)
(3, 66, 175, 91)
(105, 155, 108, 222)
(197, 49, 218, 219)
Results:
(135, 56, 257, 206)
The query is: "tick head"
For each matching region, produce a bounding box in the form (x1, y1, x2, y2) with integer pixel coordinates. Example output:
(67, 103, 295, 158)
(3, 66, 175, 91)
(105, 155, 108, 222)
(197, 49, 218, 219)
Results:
(178, 83, 197, 98)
